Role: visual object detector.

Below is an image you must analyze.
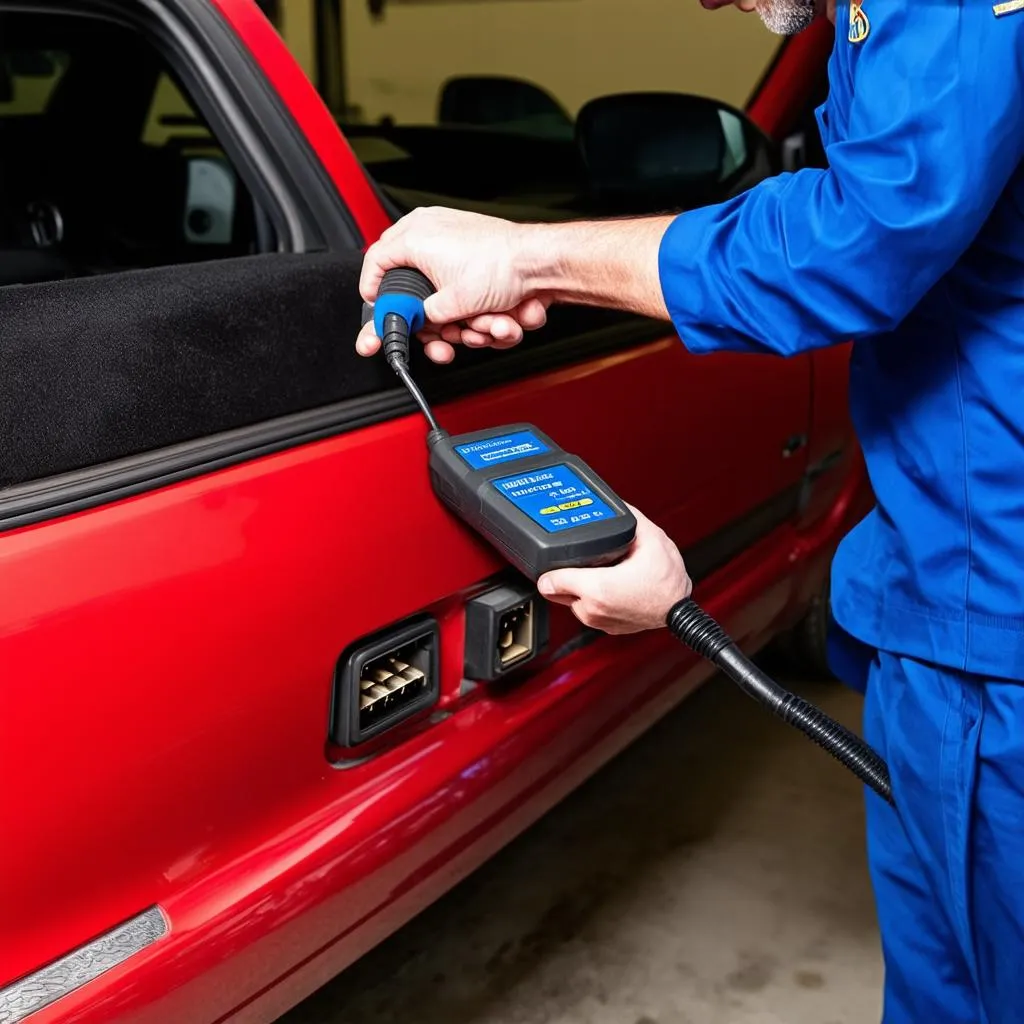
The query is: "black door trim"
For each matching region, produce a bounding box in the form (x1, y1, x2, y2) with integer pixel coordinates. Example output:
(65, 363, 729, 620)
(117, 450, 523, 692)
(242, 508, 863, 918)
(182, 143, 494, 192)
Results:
(685, 484, 802, 585)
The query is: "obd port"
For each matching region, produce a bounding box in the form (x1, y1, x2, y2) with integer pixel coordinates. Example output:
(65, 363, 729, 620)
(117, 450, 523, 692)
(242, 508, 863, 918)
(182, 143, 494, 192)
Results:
(331, 616, 439, 748)
(465, 581, 549, 682)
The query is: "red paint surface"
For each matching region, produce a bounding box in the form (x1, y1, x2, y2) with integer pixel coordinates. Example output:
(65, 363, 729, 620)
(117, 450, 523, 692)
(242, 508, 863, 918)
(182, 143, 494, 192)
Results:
(748, 17, 835, 139)
(0, 6, 863, 1023)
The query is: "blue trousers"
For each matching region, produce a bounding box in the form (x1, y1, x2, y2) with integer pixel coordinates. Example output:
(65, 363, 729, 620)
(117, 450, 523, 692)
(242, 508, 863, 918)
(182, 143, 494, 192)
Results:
(861, 651, 1024, 1023)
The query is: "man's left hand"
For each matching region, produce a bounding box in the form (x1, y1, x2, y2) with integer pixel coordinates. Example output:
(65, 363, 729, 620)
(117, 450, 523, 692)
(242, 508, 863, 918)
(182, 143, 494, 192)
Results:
(537, 506, 692, 635)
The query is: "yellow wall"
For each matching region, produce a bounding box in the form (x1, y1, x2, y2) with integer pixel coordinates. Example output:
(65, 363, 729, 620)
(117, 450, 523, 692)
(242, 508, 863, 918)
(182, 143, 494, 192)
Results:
(338, 0, 781, 124)
(280, 0, 319, 80)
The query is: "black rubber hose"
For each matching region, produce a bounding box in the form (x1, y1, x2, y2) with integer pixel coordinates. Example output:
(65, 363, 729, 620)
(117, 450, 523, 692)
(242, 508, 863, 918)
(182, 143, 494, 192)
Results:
(667, 597, 894, 805)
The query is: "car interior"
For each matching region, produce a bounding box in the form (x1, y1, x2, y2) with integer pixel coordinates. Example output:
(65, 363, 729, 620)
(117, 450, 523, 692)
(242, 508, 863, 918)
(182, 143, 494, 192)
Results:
(0, 10, 267, 288)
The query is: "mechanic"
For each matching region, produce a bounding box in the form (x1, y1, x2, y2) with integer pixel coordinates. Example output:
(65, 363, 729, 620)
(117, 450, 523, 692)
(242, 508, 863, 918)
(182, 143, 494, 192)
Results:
(355, 0, 1024, 1019)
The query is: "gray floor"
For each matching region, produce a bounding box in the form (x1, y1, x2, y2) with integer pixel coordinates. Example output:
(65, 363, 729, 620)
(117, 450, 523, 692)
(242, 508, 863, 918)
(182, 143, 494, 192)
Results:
(281, 667, 884, 1024)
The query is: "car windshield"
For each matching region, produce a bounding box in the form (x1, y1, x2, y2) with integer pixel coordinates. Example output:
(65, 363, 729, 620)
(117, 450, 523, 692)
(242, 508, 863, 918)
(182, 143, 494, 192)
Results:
(327, 0, 785, 220)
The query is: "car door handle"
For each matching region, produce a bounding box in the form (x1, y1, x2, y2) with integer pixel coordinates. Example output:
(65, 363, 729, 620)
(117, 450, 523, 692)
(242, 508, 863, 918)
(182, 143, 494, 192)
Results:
(782, 434, 808, 458)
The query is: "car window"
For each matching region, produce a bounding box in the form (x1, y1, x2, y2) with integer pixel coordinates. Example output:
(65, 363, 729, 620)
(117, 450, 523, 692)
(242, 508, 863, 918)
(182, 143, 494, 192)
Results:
(0, 11, 264, 288)
(326, 1, 783, 220)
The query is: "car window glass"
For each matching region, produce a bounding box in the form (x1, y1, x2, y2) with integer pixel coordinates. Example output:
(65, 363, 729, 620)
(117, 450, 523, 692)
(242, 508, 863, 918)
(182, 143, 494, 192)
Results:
(319, 0, 783, 220)
(141, 72, 244, 247)
(0, 13, 264, 288)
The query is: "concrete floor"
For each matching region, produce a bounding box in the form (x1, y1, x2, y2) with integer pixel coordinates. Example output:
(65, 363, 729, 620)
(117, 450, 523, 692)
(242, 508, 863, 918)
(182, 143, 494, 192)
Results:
(281, 667, 884, 1024)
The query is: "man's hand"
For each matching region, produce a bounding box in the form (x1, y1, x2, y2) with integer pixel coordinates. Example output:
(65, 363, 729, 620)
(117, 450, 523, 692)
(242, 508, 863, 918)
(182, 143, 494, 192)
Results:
(356, 207, 551, 365)
(536, 506, 692, 635)
(356, 207, 673, 364)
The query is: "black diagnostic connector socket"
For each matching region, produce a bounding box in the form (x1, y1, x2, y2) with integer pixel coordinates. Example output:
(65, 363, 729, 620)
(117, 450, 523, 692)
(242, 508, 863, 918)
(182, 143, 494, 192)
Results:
(331, 615, 439, 748)
(464, 580, 550, 682)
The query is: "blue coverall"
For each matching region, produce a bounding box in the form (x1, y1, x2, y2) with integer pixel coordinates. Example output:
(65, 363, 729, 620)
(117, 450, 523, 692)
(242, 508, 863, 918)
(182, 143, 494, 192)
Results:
(658, 1, 1024, 1019)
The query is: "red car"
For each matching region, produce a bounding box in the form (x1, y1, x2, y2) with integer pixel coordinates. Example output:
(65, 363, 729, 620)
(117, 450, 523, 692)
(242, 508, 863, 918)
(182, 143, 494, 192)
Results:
(0, 4, 866, 1022)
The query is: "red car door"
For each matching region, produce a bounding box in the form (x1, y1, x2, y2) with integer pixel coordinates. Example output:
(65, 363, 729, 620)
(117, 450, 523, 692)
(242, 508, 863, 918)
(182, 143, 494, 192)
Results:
(0, 4, 820, 1023)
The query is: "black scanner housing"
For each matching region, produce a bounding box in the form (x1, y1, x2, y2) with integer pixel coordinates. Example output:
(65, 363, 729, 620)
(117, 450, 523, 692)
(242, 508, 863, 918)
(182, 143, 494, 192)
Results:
(428, 423, 636, 580)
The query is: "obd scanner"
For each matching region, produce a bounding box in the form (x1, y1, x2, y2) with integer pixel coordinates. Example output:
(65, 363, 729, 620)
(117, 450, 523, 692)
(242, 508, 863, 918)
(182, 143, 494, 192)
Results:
(361, 271, 636, 578)
(364, 267, 896, 807)
(428, 425, 636, 579)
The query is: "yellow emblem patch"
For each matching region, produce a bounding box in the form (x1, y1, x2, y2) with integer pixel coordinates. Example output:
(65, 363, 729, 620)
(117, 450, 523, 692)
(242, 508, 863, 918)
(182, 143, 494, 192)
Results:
(849, 0, 870, 42)
(993, 0, 1024, 15)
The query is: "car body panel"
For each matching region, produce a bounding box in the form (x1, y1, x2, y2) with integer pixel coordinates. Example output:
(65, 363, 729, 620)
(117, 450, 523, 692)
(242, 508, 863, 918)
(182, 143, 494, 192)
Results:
(13, 499, 858, 1024)
(1, 337, 808, 981)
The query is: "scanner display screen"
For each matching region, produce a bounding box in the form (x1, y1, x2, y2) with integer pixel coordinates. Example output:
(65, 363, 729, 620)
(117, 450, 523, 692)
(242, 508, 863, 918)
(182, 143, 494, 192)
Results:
(492, 464, 619, 533)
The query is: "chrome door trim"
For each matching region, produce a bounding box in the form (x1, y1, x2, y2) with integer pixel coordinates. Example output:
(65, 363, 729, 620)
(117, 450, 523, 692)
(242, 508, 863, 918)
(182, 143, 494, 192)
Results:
(0, 906, 167, 1023)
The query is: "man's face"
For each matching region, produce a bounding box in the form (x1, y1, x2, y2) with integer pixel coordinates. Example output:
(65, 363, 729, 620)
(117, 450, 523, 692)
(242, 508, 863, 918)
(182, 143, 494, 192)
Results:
(701, 0, 820, 35)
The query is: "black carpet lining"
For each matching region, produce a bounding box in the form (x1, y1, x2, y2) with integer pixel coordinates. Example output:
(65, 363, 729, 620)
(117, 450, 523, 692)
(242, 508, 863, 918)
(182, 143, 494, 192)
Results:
(0, 251, 640, 491)
(0, 252, 387, 488)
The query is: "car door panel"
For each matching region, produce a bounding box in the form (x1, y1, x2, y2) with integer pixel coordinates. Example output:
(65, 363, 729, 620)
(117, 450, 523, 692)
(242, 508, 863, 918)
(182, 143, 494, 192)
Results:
(1, 274, 808, 994)
(2, 457, 810, 1024)
(0, 1, 831, 1018)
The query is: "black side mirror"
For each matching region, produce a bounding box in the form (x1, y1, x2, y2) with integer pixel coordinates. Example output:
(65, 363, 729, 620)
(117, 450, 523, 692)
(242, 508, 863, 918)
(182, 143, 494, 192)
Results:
(575, 92, 777, 213)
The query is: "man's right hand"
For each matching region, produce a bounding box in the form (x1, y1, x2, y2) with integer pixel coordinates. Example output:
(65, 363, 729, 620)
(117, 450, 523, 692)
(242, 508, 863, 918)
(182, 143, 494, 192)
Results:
(356, 207, 673, 364)
(356, 207, 552, 365)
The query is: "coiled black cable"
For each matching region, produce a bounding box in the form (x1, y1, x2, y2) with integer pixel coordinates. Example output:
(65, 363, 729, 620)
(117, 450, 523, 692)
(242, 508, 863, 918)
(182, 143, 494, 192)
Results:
(667, 597, 894, 805)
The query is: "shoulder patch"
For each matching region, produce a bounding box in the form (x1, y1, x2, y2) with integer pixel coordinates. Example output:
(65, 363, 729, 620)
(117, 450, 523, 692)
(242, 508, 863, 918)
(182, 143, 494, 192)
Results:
(993, 0, 1024, 16)
(849, 0, 870, 42)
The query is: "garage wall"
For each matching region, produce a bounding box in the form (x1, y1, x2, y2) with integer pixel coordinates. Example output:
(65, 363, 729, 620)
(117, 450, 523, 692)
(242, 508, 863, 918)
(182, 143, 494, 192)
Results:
(279, 0, 320, 84)
(278, 0, 781, 125)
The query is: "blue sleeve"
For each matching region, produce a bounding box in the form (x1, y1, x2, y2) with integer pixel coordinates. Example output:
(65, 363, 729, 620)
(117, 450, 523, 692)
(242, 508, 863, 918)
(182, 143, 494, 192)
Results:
(658, 0, 1024, 356)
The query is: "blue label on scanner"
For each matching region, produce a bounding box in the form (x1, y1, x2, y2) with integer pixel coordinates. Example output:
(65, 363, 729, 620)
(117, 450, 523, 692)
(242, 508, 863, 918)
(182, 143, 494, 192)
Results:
(455, 431, 550, 469)
(492, 464, 618, 533)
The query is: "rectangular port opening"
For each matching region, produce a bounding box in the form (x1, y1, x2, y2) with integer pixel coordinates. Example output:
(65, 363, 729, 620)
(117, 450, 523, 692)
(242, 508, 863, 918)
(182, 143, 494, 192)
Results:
(498, 600, 535, 670)
(332, 616, 439, 749)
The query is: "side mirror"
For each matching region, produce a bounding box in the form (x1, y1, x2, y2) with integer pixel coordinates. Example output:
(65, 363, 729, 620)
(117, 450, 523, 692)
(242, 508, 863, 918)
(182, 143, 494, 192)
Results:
(575, 92, 777, 213)
(438, 75, 574, 140)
